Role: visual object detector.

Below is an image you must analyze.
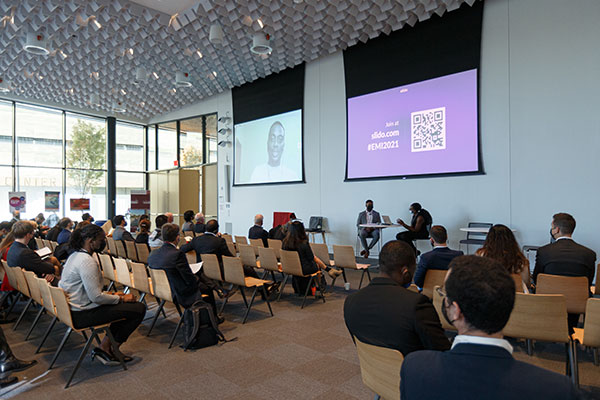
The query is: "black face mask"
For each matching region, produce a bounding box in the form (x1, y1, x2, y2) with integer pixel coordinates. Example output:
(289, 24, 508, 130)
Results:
(366, 205, 373, 212)
(441, 297, 456, 326)
(95, 239, 107, 253)
(549, 229, 556, 244)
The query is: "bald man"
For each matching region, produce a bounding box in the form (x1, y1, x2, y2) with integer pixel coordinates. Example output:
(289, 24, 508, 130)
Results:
(248, 214, 269, 247)
(250, 121, 298, 183)
(165, 212, 174, 224)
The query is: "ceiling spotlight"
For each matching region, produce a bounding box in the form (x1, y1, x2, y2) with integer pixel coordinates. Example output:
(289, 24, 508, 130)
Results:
(112, 101, 126, 113)
(175, 71, 192, 88)
(24, 33, 50, 56)
(90, 71, 99, 80)
(89, 93, 100, 106)
(37, 74, 44, 80)
(209, 24, 224, 45)
(211, 71, 218, 78)
(134, 66, 147, 85)
(218, 116, 231, 124)
(152, 72, 159, 80)
(90, 17, 102, 30)
(257, 18, 264, 29)
(127, 48, 134, 56)
(120, 89, 127, 95)
(196, 50, 203, 58)
(218, 140, 232, 147)
(58, 49, 67, 59)
(251, 32, 272, 55)
(139, 101, 145, 107)
(0, 78, 10, 93)
(218, 128, 232, 136)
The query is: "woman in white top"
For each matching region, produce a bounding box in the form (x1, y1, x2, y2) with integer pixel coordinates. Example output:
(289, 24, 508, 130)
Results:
(59, 224, 146, 365)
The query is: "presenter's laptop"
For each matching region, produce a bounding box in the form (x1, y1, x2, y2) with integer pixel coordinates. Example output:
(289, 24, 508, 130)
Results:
(382, 215, 393, 225)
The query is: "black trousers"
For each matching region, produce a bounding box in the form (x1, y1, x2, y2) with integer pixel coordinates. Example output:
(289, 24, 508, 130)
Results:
(396, 231, 428, 254)
(71, 302, 146, 344)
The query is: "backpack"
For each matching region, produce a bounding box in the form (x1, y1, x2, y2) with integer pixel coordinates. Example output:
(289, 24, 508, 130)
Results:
(181, 299, 228, 350)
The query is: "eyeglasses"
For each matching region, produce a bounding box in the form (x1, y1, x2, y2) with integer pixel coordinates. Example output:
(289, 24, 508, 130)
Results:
(435, 286, 447, 298)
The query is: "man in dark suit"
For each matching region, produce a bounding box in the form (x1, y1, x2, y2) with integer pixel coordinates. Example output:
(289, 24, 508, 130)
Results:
(401, 255, 580, 400)
(193, 213, 206, 234)
(413, 225, 463, 288)
(148, 223, 221, 321)
(356, 199, 382, 258)
(248, 214, 269, 247)
(344, 240, 450, 356)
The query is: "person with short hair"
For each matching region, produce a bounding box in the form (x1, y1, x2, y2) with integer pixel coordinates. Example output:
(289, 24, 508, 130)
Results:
(413, 225, 463, 288)
(165, 212, 174, 224)
(148, 215, 168, 247)
(396, 202, 433, 255)
(249, 121, 298, 183)
(56, 218, 74, 245)
(112, 215, 134, 242)
(46, 217, 69, 242)
(135, 219, 151, 245)
(193, 213, 206, 234)
(81, 213, 94, 223)
(59, 224, 146, 365)
(400, 255, 580, 400)
(344, 240, 449, 355)
(357, 199, 381, 258)
(248, 214, 269, 247)
(181, 210, 195, 232)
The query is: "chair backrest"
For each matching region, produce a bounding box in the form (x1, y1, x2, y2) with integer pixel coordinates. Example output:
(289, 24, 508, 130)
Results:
(355, 337, 403, 400)
(407, 284, 419, 293)
(432, 285, 457, 331)
(130, 262, 151, 294)
(581, 298, 600, 347)
(125, 241, 138, 262)
(201, 254, 223, 281)
(148, 268, 173, 303)
(12, 267, 30, 297)
(595, 263, 599, 295)
(222, 234, 233, 243)
(310, 243, 330, 266)
(42, 239, 52, 250)
(35, 238, 44, 249)
(115, 240, 127, 259)
(536, 274, 589, 314)
(466, 222, 493, 239)
(422, 269, 448, 299)
(238, 244, 258, 268)
(177, 237, 188, 248)
(49, 285, 74, 328)
(136, 243, 149, 264)
(37, 277, 55, 314)
(98, 254, 116, 281)
(511, 274, 525, 293)
(226, 241, 237, 256)
(279, 249, 305, 277)
(1, 261, 18, 290)
(113, 258, 132, 287)
(503, 293, 569, 343)
(106, 237, 118, 256)
(185, 250, 197, 265)
(223, 256, 247, 287)
(249, 238, 264, 249)
(257, 247, 280, 272)
(23, 270, 42, 303)
(182, 230, 194, 238)
(50, 241, 58, 251)
(267, 239, 282, 259)
(234, 235, 248, 245)
(333, 245, 357, 269)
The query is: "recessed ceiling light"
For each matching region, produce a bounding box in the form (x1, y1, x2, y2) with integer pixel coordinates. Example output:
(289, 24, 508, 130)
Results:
(196, 50, 203, 58)
(212, 71, 218, 78)
(24, 33, 49, 56)
(90, 18, 101, 29)
(152, 72, 159, 80)
(257, 18, 264, 29)
(120, 89, 127, 95)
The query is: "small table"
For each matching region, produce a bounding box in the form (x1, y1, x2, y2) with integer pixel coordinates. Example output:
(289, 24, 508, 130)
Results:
(307, 230, 327, 244)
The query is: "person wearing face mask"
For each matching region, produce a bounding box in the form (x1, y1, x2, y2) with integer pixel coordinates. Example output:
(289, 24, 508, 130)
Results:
(401, 256, 580, 400)
(111, 215, 134, 242)
(413, 225, 463, 288)
(533, 212, 595, 332)
(59, 224, 146, 365)
(343, 240, 449, 355)
(357, 199, 382, 258)
(396, 202, 433, 255)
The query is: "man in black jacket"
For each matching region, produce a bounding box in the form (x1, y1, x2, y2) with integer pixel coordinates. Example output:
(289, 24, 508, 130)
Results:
(401, 255, 580, 400)
(413, 225, 463, 288)
(248, 214, 269, 247)
(148, 223, 220, 320)
(344, 240, 450, 356)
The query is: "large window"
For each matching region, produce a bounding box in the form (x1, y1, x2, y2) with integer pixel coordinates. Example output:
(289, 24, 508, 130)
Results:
(180, 118, 204, 167)
(117, 122, 144, 171)
(0, 101, 12, 164)
(15, 104, 63, 168)
(158, 122, 177, 169)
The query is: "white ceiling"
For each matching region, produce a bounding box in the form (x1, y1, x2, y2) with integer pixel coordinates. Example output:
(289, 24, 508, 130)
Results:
(0, 0, 476, 123)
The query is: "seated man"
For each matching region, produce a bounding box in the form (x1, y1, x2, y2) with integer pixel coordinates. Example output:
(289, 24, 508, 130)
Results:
(193, 213, 206, 234)
(248, 214, 269, 247)
(112, 215, 134, 241)
(148, 214, 168, 247)
(413, 225, 463, 288)
(357, 199, 381, 258)
(7, 221, 61, 285)
(534, 212, 595, 331)
(396, 202, 432, 255)
(148, 224, 221, 322)
(344, 240, 450, 355)
(56, 218, 73, 245)
(401, 255, 580, 400)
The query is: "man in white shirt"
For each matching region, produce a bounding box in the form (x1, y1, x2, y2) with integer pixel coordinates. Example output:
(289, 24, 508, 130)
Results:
(400, 255, 580, 400)
(250, 121, 298, 183)
(356, 199, 381, 258)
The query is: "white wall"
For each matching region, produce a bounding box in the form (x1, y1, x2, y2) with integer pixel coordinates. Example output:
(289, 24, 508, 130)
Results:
(152, 0, 600, 258)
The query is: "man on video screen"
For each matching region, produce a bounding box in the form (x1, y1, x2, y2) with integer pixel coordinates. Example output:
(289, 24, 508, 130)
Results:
(250, 121, 297, 183)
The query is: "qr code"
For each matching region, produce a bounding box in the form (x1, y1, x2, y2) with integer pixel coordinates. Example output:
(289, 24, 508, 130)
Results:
(410, 107, 446, 152)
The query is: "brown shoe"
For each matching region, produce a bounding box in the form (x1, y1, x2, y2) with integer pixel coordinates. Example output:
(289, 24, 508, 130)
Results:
(360, 249, 366, 256)
(364, 250, 370, 258)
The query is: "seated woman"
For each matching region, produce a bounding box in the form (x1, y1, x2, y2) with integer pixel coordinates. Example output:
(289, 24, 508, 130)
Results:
(475, 224, 530, 290)
(396, 202, 432, 255)
(281, 221, 342, 294)
(135, 219, 151, 245)
(59, 224, 146, 365)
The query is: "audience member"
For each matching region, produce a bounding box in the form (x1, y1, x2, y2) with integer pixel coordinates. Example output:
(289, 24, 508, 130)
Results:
(148, 215, 168, 247)
(344, 240, 449, 355)
(396, 202, 433, 255)
(135, 220, 151, 245)
(357, 200, 381, 258)
(282, 221, 342, 294)
(248, 214, 269, 247)
(0, 221, 11, 241)
(475, 224, 530, 289)
(56, 218, 74, 245)
(0, 326, 37, 387)
(400, 255, 580, 400)
(181, 210, 195, 232)
(165, 212, 174, 224)
(112, 215, 134, 241)
(54, 221, 91, 262)
(269, 213, 296, 240)
(59, 224, 146, 365)
(10, 210, 20, 224)
(193, 213, 206, 234)
(7, 221, 61, 285)
(0, 232, 15, 292)
(148, 223, 221, 321)
(81, 213, 94, 223)
(46, 217, 70, 242)
(413, 225, 463, 288)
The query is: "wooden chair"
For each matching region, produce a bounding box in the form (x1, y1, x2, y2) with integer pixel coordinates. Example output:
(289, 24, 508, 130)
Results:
(249, 238, 264, 249)
(34, 276, 59, 354)
(115, 240, 127, 259)
(226, 241, 237, 256)
(47, 285, 127, 388)
(432, 285, 457, 331)
(503, 293, 577, 385)
(113, 258, 133, 291)
(257, 247, 282, 282)
(42, 239, 52, 250)
(355, 336, 403, 400)
(333, 245, 371, 289)
(106, 237, 118, 256)
(34, 238, 44, 249)
(536, 274, 588, 315)
(136, 243, 150, 264)
(50, 241, 59, 251)
(125, 241, 138, 262)
(177, 237, 188, 248)
(11, 267, 34, 331)
(98, 254, 117, 291)
(23, 270, 46, 340)
(573, 298, 600, 371)
(147, 268, 184, 348)
(238, 244, 259, 269)
(421, 269, 448, 299)
(234, 235, 248, 246)
(277, 249, 325, 309)
(511, 273, 526, 293)
(593, 263, 599, 295)
(1, 262, 21, 316)
(222, 256, 273, 323)
(222, 234, 233, 243)
(129, 261, 153, 303)
(202, 253, 224, 282)
(185, 250, 197, 265)
(267, 239, 282, 259)
(310, 242, 339, 286)
(407, 284, 419, 293)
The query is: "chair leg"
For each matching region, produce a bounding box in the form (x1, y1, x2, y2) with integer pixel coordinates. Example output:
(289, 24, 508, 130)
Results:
(374, 395, 381, 400)
(242, 287, 258, 324)
(36, 315, 57, 354)
(526, 339, 533, 355)
(107, 281, 115, 292)
(64, 329, 97, 389)
(13, 298, 33, 331)
(146, 300, 166, 337)
(341, 269, 347, 284)
(25, 306, 45, 340)
(358, 270, 366, 290)
(317, 277, 326, 304)
(277, 274, 289, 302)
(48, 327, 72, 370)
(570, 340, 579, 387)
(261, 286, 274, 317)
(139, 292, 146, 303)
(301, 276, 315, 309)
(593, 348, 599, 367)
(175, 304, 183, 317)
(168, 315, 185, 349)
(239, 286, 249, 309)
(565, 343, 571, 376)
(0, 291, 10, 309)
(366, 269, 372, 282)
(5, 293, 21, 316)
(81, 331, 88, 341)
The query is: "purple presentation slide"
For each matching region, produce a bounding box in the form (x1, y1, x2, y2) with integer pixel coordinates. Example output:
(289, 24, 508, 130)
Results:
(346, 69, 479, 179)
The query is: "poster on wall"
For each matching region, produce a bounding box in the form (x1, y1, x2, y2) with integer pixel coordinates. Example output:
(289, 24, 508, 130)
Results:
(8, 192, 26, 213)
(130, 190, 150, 211)
(45, 191, 60, 211)
(70, 198, 90, 211)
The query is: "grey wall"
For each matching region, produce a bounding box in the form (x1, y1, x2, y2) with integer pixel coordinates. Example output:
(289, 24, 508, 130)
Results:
(152, 0, 600, 263)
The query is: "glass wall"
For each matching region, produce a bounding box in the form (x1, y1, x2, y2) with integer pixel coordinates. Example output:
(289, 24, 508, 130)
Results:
(158, 121, 177, 169)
